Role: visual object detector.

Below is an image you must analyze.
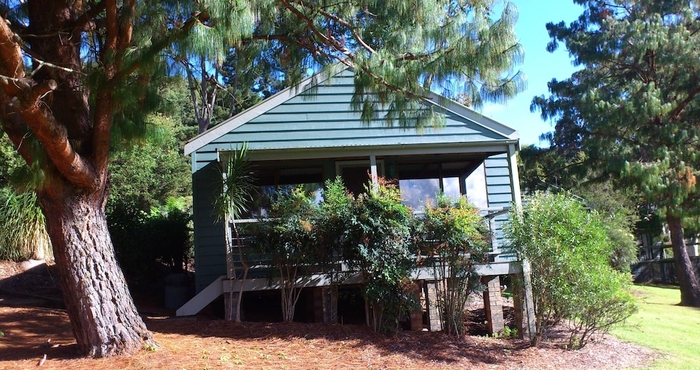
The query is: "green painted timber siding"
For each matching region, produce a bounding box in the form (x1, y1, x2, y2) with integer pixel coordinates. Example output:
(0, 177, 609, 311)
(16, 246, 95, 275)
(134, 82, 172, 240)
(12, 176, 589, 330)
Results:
(484, 154, 516, 262)
(191, 69, 511, 172)
(192, 162, 227, 293)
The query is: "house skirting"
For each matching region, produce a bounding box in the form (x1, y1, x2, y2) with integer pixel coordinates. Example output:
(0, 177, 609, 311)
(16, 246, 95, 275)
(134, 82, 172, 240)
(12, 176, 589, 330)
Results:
(176, 261, 536, 339)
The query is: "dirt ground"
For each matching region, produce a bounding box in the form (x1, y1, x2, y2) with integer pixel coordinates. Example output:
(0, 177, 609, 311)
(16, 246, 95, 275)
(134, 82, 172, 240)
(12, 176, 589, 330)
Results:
(0, 260, 657, 370)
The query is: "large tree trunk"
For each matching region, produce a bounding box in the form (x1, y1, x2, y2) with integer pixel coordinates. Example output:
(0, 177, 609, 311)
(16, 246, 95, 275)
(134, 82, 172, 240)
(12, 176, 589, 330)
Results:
(666, 214, 700, 307)
(39, 186, 154, 357)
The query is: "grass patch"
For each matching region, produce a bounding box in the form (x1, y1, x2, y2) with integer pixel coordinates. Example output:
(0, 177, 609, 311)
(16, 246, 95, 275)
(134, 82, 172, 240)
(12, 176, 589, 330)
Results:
(611, 285, 700, 369)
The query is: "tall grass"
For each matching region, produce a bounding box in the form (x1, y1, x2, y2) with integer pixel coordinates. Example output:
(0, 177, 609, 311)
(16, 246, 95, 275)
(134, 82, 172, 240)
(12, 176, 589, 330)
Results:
(0, 188, 52, 261)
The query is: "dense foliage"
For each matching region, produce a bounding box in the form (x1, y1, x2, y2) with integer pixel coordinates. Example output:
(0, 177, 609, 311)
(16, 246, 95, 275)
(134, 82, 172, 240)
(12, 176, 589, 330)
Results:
(247, 178, 492, 333)
(107, 198, 192, 277)
(414, 194, 490, 337)
(532, 0, 700, 306)
(0, 188, 50, 261)
(504, 192, 636, 349)
(517, 145, 640, 272)
(108, 114, 192, 214)
(248, 187, 320, 322)
(343, 180, 417, 332)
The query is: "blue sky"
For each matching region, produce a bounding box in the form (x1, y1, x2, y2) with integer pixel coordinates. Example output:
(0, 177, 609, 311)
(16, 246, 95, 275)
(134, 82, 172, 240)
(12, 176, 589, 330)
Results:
(482, 0, 586, 146)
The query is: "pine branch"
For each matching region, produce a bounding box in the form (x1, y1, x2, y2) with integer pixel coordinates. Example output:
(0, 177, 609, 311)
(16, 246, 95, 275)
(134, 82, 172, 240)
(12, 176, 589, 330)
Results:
(10, 82, 98, 189)
(316, 8, 376, 55)
(0, 17, 27, 97)
(0, 95, 35, 167)
(279, 0, 352, 58)
(70, 2, 107, 37)
(106, 12, 205, 90)
(0, 15, 97, 190)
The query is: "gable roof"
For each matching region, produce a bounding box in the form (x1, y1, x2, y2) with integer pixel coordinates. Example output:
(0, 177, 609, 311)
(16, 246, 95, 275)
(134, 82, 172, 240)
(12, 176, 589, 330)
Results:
(185, 66, 518, 156)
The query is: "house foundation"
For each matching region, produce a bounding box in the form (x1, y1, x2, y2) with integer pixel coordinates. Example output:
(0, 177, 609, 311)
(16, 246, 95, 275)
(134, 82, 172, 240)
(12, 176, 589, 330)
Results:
(313, 286, 338, 323)
(424, 280, 443, 331)
(481, 275, 505, 334)
(178, 262, 537, 340)
(511, 261, 536, 340)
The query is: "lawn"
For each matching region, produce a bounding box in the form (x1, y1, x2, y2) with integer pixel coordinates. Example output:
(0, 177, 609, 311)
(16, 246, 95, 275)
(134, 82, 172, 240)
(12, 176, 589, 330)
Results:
(611, 285, 700, 370)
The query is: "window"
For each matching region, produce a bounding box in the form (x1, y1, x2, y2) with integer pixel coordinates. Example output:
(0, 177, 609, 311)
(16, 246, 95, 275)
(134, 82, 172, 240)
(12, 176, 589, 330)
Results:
(395, 158, 487, 212)
(248, 165, 324, 218)
(464, 164, 488, 209)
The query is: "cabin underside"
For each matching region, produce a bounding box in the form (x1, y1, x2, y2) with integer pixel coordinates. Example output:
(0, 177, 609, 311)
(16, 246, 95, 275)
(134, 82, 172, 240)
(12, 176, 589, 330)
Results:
(176, 261, 535, 338)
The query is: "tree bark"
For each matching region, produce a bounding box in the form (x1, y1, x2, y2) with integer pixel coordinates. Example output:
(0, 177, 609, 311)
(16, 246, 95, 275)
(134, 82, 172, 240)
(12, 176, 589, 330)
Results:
(39, 186, 155, 357)
(666, 214, 700, 307)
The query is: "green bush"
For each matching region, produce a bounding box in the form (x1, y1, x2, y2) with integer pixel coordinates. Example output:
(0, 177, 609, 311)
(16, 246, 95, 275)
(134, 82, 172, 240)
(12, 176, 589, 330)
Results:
(107, 197, 192, 277)
(414, 194, 490, 337)
(0, 188, 52, 261)
(247, 186, 319, 322)
(340, 180, 416, 332)
(316, 177, 354, 274)
(504, 192, 636, 349)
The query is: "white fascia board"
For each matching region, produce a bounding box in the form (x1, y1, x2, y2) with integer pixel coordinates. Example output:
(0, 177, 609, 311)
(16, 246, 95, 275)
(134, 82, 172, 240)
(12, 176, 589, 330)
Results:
(424, 91, 520, 142)
(184, 65, 346, 155)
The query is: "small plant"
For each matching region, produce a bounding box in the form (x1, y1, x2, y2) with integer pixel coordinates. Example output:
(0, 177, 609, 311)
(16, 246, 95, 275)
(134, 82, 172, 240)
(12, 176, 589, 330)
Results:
(502, 325, 518, 339)
(414, 194, 490, 337)
(248, 186, 319, 322)
(142, 343, 158, 352)
(214, 144, 256, 322)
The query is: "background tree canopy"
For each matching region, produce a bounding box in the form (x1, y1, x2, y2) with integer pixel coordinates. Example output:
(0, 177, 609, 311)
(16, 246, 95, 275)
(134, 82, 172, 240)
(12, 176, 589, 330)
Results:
(532, 0, 700, 306)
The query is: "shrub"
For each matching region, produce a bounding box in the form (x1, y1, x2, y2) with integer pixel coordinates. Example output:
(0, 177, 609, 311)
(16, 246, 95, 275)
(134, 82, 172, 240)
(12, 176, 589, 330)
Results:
(0, 188, 52, 261)
(108, 197, 192, 277)
(316, 177, 354, 275)
(576, 183, 639, 272)
(341, 179, 416, 332)
(248, 186, 319, 322)
(504, 192, 636, 349)
(414, 194, 490, 337)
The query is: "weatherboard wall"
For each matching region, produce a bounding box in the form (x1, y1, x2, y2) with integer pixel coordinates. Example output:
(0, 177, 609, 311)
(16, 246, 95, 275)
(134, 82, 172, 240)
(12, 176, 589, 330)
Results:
(190, 69, 510, 172)
(484, 154, 516, 262)
(192, 162, 227, 293)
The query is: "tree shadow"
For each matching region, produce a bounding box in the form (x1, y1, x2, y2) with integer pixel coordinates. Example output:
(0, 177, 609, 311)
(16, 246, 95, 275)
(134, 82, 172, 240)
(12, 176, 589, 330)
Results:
(0, 268, 533, 367)
(146, 314, 531, 367)
(0, 306, 80, 362)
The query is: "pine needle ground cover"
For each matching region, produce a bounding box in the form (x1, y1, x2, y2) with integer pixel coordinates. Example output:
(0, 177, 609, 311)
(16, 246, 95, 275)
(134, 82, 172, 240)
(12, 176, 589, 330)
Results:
(611, 285, 700, 369)
(0, 306, 654, 370)
(0, 261, 655, 369)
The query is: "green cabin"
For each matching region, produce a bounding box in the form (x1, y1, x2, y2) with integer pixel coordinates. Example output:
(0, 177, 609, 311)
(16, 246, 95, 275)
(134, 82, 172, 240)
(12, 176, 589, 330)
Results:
(181, 67, 533, 335)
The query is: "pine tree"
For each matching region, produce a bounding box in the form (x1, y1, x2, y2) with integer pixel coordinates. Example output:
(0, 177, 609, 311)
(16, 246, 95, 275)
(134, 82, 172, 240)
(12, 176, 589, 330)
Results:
(533, 0, 700, 306)
(0, 0, 524, 356)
